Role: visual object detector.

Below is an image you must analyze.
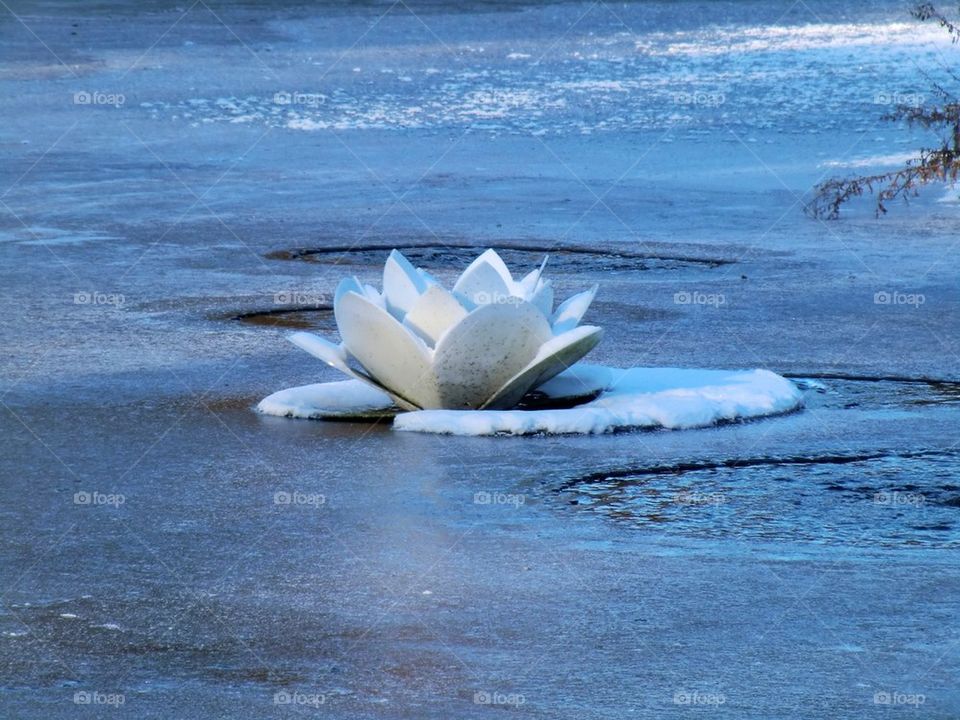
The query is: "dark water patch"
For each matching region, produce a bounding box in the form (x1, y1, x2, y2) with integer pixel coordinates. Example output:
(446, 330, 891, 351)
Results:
(910, 382, 960, 406)
(561, 451, 960, 549)
(911, 523, 954, 531)
(558, 364, 960, 549)
(561, 450, 917, 489)
(230, 305, 335, 331)
(202, 666, 307, 686)
(516, 387, 604, 411)
(791, 375, 960, 410)
(265, 243, 731, 273)
(788, 372, 960, 398)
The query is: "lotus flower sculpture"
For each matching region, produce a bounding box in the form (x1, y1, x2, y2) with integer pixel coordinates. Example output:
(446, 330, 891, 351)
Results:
(288, 249, 603, 411)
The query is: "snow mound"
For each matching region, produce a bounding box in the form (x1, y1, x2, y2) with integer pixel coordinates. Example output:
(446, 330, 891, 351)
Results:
(259, 364, 802, 436)
(395, 366, 801, 435)
(258, 379, 398, 420)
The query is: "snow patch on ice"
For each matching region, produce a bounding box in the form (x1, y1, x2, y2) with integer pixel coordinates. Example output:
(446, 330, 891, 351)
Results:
(935, 184, 960, 203)
(0, 226, 123, 246)
(656, 22, 947, 57)
(552, 79, 633, 92)
(458, 88, 564, 119)
(395, 366, 801, 435)
(820, 151, 916, 169)
(259, 365, 801, 436)
(258, 379, 396, 419)
(94, 623, 123, 631)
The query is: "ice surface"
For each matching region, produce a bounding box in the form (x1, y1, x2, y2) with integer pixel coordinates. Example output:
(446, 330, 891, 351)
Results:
(145, 12, 951, 140)
(260, 364, 802, 435)
(4, 1, 960, 716)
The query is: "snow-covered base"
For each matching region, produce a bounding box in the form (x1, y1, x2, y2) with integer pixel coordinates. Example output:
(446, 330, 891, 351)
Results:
(258, 364, 802, 435)
(257, 379, 400, 420)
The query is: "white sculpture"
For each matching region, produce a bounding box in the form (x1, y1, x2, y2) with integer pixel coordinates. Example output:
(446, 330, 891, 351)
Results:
(288, 248, 603, 410)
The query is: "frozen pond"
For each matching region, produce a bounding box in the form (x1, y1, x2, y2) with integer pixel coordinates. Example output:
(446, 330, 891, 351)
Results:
(1, 0, 958, 718)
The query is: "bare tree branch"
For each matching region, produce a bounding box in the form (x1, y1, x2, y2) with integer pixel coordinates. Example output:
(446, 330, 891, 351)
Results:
(807, 3, 960, 218)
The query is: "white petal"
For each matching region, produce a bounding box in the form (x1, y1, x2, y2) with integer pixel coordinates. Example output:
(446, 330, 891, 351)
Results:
(474, 248, 515, 284)
(363, 284, 385, 308)
(551, 285, 598, 334)
(432, 300, 551, 409)
(481, 326, 603, 409)
(530, 279, 554, 316)
(382, 249, 428, 320)
(417, 267, 439, 287)
(336, 277, 386, 311)
(286, 331, 419, 411)
(518, 255, 549, 296)
(335, 290, 440, 409)
(334, 276, 364, 306)
(402, 284, 469, 347)
(288, 330, 349, 371)
(452, 248, 514, 304)
(452, 291, 478, 312)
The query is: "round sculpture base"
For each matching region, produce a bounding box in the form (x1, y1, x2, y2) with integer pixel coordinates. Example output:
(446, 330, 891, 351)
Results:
(257, 364, 803, 436)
